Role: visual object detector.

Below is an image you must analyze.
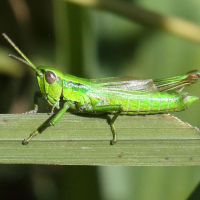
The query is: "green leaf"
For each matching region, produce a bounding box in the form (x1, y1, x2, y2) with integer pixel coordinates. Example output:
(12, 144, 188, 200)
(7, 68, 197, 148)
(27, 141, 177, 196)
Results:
(0, 113, 200, 165)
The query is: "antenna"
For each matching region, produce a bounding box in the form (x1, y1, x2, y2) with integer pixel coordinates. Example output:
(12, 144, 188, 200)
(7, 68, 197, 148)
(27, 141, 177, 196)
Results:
(2, 33, 42, 76)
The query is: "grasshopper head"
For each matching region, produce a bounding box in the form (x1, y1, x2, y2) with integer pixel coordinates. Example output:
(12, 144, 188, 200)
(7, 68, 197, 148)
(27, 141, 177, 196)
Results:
(2, 33, 64, 108)
(36, 66, 64, 107)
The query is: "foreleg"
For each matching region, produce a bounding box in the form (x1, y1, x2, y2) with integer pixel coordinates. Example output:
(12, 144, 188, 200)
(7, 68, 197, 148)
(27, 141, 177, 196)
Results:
(22, 101, 71, 145)
(26, 91, 42, 114)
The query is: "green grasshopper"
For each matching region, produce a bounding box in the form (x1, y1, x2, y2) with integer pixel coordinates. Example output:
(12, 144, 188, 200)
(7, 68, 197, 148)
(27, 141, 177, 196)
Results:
(2, 33, 200, 145)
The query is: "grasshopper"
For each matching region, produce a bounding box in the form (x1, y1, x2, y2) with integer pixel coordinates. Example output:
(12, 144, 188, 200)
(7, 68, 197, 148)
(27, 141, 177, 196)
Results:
(2, 33, 200, 145)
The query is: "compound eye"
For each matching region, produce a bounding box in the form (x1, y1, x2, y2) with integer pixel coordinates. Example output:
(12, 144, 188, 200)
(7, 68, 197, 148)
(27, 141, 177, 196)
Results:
(45, 71, 56, 84)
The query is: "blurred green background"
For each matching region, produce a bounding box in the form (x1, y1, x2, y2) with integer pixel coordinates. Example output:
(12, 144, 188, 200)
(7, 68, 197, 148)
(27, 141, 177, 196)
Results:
(0, 0, 200, 199)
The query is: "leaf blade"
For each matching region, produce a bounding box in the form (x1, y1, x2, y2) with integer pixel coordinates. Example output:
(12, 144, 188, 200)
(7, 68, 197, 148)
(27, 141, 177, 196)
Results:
(0, 113, 200, 165)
